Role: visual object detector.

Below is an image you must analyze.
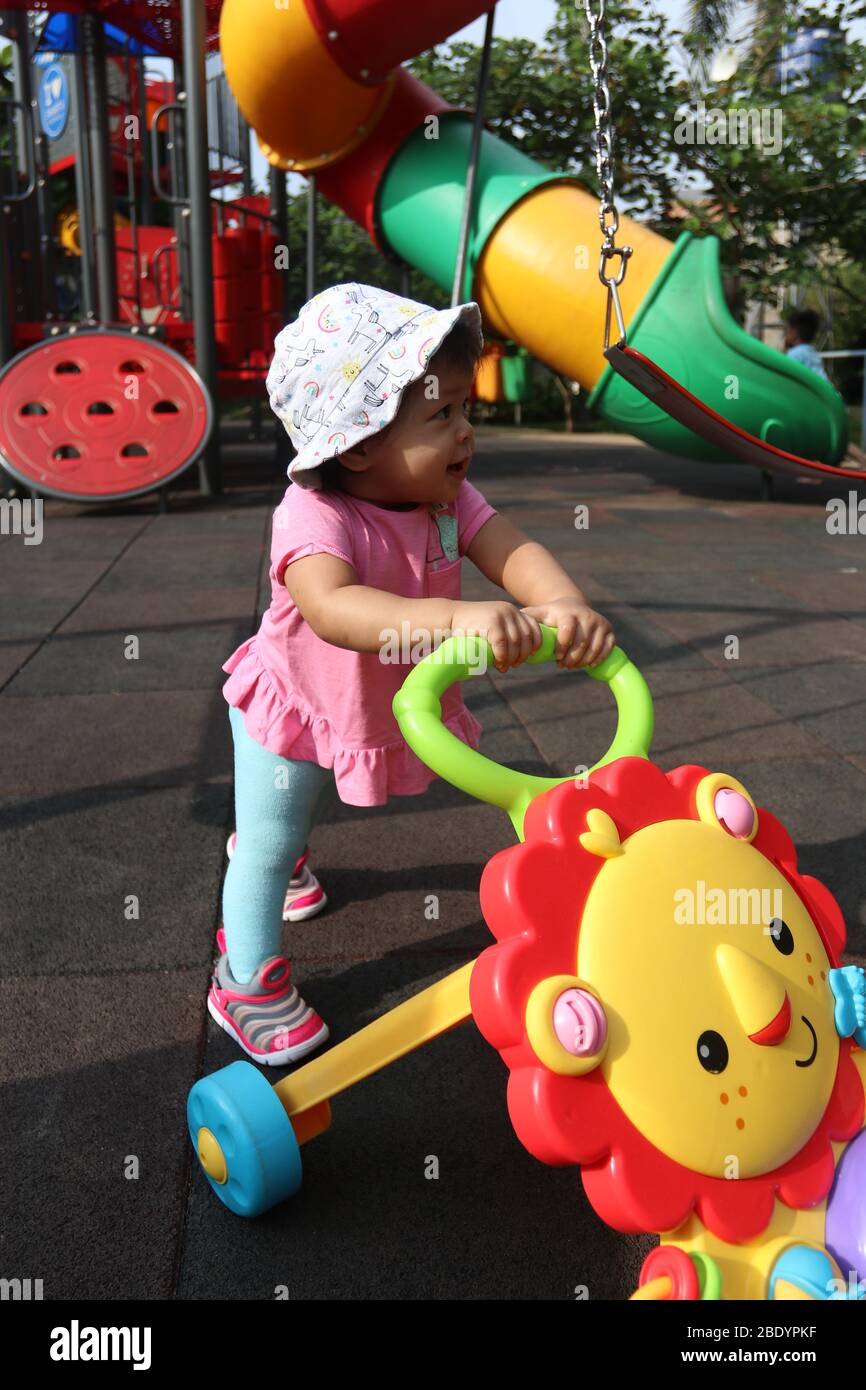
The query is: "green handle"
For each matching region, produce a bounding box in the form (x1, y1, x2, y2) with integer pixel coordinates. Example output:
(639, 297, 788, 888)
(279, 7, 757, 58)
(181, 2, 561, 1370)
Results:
(392, 624, 654, 840)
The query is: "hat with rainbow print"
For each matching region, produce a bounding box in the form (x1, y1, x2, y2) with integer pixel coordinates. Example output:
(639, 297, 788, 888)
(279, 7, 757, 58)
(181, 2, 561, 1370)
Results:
(266, 281, 483, 489)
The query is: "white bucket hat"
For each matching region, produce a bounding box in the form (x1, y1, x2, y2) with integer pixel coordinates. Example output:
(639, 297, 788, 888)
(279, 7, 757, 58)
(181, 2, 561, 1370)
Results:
(266, 282, 483, 489)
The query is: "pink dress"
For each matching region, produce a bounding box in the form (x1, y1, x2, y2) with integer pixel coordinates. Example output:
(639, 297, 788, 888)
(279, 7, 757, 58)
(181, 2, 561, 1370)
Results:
(221, 480, 497, 806)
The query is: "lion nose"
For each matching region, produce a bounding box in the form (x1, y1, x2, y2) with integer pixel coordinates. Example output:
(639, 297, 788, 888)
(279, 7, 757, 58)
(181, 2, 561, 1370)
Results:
(716, 944, 792, 1046)
(748, 994, 791, 1046)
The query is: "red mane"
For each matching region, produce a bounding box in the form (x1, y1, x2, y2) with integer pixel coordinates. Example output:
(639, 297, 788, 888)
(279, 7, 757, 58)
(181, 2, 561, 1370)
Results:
(469, 757, 864, 1244)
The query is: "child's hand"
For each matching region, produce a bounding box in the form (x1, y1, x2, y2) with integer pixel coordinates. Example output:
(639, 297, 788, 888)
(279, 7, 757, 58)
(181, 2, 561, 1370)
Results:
(520, 598, 615, 669)
(451, 601, 542, 673)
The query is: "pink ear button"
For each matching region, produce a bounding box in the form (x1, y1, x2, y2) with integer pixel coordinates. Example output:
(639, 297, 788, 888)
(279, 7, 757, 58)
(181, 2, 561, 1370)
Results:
(714, 787, 755, 839)
(552, 988, 607, 1057)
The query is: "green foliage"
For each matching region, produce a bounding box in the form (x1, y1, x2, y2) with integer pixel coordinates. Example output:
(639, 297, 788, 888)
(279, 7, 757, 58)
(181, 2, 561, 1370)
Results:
(279, 0, 866, 424)
(283, 189, 448, 313)
(672, 0, 866, 306)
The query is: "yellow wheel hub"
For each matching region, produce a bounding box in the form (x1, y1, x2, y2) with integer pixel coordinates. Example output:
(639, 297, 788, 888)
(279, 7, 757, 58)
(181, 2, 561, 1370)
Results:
(196, 1127, 228, 1185)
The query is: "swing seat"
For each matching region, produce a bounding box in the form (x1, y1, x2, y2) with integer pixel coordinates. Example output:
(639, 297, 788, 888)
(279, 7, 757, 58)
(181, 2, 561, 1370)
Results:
(605, 343, 866, 483)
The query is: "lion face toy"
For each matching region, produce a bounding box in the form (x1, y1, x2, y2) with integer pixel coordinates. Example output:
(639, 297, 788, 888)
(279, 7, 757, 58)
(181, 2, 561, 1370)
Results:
(470, 757, 866, 1300)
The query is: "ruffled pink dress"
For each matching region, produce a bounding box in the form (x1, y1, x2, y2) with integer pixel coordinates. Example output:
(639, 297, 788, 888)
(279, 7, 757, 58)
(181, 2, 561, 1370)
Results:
(221, 480, 497, 806)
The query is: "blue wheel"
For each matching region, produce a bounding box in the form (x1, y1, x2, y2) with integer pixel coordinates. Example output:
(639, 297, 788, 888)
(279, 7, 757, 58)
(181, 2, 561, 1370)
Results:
(187, 1061, 302, 1216)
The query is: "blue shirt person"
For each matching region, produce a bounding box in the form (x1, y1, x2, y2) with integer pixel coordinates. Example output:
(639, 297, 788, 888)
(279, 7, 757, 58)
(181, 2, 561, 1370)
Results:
(783, 308, 830, 381)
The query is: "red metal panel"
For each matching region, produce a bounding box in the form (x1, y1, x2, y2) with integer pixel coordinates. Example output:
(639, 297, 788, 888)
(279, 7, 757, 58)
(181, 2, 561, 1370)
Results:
(305, 0, 491, 83)
(215, 319, 246, 365)
(213, 278, 242, 320)
(316, 67, 454, 248)
(238, 270, 258, 309)
(0, 331, 212, 500)
(211, 233, 243, 278)
(232, 224, 261, 269)
(259, 273, 282, 314)
(115, 225, 181, 325)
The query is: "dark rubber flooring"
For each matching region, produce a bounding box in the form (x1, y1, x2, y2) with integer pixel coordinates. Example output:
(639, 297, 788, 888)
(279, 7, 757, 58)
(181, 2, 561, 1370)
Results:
(1, 425, 864, 1300)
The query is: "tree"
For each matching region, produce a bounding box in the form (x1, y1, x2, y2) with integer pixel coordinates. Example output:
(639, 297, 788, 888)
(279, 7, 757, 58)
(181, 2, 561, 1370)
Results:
(684, 0, 790, 77)
(283, 187, 445, 311)
(670, 1, 866, 310)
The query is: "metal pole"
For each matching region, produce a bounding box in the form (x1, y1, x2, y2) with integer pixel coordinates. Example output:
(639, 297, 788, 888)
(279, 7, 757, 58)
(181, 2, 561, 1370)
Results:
(123, 45, 142, 324)
(239, 108, 253, 198)
(71, 26, 96, 319)
(213, 67, 225, 236)
(34, 114, 55, 322)
(0, 10, 19, 356)
(0, 211, 11, 361)
(306, 174, 316, 300)
(269, 164, 289, 321)
(137, 53, 153, 225)
(181, 0, 220, 494)
(8, 8, 44, 321)
(31, 65, 56, 321)
(0, 167, 11, 363)
(269, 162, 290, 473)
(451, 7, 495, 307)
(171, 60, 191, 320)
(81, 14, 118, 321)
(7, 8, 29, 175)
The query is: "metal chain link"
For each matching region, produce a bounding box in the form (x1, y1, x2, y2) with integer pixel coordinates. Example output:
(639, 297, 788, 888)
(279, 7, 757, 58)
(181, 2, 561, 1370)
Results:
(582, 0, 632, 342)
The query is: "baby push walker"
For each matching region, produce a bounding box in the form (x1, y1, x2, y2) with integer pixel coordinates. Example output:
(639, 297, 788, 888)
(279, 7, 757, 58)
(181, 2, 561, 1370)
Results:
(188, 626, 866, 1301)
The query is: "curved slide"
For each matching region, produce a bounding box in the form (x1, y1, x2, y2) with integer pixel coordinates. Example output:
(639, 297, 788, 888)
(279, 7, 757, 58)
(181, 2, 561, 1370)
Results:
(219, 0, 848, 468)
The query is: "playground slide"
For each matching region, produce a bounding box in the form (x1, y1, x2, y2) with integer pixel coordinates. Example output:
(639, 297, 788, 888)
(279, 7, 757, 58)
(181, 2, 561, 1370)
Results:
(219, 0, 847, 468)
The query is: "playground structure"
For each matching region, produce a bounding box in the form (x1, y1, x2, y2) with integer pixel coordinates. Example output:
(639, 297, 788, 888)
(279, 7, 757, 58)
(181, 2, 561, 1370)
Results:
(0, 1, 290, 503)
(0, 0, 861, 507)
(219, 0, 854, 478)
(188, 626, 866, 1301)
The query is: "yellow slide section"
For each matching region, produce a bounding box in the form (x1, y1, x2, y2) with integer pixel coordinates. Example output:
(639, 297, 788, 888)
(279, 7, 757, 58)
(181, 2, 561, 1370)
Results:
(476, 183, 671, 390)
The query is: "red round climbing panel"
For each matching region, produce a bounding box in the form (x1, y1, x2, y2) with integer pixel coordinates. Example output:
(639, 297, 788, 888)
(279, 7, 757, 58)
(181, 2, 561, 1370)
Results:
(0, 330, 214, 502)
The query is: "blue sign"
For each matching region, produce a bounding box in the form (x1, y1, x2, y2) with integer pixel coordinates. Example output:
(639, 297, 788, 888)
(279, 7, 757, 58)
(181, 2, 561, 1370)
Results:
(38, 62, 70, 140)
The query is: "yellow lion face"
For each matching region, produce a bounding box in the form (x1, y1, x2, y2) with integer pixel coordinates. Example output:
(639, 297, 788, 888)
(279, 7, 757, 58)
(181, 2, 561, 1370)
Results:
(576, 785, 839, 1179)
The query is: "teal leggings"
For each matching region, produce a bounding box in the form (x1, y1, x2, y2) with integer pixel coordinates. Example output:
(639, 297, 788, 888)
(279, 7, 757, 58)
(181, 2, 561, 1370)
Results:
(222, 704, 334, 983)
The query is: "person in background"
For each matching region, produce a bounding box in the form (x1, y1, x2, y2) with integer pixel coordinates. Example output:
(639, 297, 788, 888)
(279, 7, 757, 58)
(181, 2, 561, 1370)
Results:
(784, 308, 866, 467)
(783, 308, 830, 381)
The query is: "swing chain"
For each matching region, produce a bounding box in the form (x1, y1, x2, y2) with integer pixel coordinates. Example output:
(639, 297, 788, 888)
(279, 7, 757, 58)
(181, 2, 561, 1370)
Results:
(582, 0, 632, 346)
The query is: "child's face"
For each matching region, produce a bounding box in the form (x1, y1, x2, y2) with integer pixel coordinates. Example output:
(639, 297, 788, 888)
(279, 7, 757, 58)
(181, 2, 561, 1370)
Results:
(338, 360, 475, 507)
(784, 322, 799, 348)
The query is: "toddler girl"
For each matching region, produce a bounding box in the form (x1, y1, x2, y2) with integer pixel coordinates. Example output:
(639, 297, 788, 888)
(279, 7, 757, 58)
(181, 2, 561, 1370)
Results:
(212, 282, 615, 1065)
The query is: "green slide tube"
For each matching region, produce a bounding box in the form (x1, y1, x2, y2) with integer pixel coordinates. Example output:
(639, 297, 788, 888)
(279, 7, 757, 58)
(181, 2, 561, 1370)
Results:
(377, 112, 569, 303)
(587, 235, 848, 464)
(392, 625, 654, 842)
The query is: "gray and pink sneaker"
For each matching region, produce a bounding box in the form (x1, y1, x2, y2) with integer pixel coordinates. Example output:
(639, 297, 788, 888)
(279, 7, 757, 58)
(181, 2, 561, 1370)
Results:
(217, 832, 327, 955)
(207, 952, 329, 1066)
